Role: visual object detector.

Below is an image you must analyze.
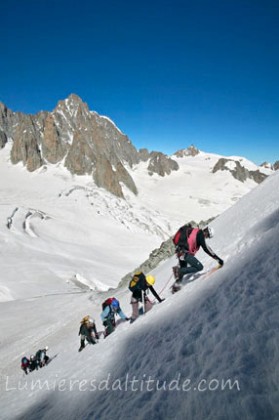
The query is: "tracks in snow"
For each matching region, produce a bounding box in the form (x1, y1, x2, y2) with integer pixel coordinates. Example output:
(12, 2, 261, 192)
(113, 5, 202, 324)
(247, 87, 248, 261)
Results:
(6, 207, 50, 237)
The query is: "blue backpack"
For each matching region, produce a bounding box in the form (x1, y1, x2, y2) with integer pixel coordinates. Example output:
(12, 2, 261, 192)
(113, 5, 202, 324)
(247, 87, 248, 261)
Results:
(102, 297, 119, 310)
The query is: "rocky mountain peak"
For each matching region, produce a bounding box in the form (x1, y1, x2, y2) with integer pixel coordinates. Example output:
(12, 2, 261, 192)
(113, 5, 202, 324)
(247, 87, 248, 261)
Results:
(0, 95, 178, 197)
(0, 95, 272, 198)
(56, 94, 89, 119)
(174, 144, 200, 158)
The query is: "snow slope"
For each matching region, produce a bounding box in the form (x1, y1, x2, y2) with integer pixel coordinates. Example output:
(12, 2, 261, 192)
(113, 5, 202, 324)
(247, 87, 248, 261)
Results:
(0, 145, 170, 300)
(0, 167, 278, 419)
(0, 145, 270, 301)
(130, 151, 271, 226)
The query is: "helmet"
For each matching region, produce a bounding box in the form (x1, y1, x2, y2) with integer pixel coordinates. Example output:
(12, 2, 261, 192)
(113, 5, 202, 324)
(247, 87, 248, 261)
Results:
(44, 346, 48, 352)
(30, 355, 35, 361)
(111, 299, 119, 309)
(208, 227, 214, 238)
(146, 275, 155, 286)
(88, 318, 94, 324)
(204, 226, 214, 238)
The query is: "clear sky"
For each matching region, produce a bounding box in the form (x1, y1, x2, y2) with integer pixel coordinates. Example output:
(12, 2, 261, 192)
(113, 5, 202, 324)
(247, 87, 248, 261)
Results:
(1, 0, 278, 165)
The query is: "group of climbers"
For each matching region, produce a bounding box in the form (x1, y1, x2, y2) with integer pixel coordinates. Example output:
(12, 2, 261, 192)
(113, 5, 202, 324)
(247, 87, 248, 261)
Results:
(21, 347, 49, 375)
(78, 223, 223, 350)
(20, 223, 223, 363)
(78, 273, 165, 351)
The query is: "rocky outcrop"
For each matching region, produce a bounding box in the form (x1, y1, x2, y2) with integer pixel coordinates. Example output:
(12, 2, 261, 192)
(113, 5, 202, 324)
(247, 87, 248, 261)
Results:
(93, 156, 124, 198)
(147, 152, 179, 176)
(212, 158, 267, 184)
(115, 161, 138, 195)
(0, 130, 7, 148)
(42, 114, 67, 163)
(260, 161, 272, 169)
(174, 145, 200, 158)
(138, 148, 150, 161)
(93, 158, 138, 198)
(249, 170, 268, 183)
(0, 102, 17, 137)
(90, 112, 139, 168)
(65, 130, 96, 175)
(273, 161, 279, 171)
(10, 115, 43, 171)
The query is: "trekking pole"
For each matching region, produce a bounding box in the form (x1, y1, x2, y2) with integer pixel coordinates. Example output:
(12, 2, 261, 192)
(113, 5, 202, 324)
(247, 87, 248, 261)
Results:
(151, 273, 174, 304)
(142, 290, 145, 314)
(158, 272, 174, 294)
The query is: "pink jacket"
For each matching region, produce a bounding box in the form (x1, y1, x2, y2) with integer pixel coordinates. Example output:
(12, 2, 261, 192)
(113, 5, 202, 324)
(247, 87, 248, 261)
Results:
(187, 228, 200, 255)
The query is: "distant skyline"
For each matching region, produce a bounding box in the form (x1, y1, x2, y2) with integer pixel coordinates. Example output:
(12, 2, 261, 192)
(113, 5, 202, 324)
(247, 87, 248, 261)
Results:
(1, 0, 278, 165)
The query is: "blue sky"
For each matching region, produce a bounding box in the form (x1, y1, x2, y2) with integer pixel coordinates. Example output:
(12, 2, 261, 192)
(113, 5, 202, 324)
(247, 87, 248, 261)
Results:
(1, 0, 278, 164)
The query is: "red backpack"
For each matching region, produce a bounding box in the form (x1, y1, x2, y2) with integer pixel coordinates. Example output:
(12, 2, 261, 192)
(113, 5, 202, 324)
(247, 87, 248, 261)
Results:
(172, 224, 193, 248)
(102, 297, 119, 310)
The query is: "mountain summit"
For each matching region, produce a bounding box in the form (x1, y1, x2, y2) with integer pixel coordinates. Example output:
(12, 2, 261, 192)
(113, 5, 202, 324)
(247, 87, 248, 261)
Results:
(0, 95, 180, 197)
(0, 95, 273, 199)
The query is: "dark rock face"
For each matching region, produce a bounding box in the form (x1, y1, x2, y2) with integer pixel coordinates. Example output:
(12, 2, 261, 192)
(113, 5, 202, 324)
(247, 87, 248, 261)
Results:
(42, 114, 67, 164)
(147, 152, 179, 176)
(65, 130, 96, 175)
(0, 94, 181, 197)
(212, 158, 267, 184)
(10, 115, 43, 171)
(0, 94, 270, 196)
(0, 94, 143, 197)
(93, 156, 124, 198)
(0, 130, 7, 148)
(138, 148, 150, 161)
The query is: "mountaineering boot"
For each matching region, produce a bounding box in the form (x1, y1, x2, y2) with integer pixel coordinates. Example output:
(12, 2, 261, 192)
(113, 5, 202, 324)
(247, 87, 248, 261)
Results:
(171, 281, 182, 294)
(79, 339, 85, 352)
(172, 266, 180, 280)
(87, 337, 97, 345)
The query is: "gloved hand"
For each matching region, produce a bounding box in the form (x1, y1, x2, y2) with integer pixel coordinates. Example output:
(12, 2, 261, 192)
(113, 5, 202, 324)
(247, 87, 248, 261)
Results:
(217, 258, 224, 266)
(125, 317, 130, 321)
(103, 320, 107, 327)
(95, 333, 99, 340)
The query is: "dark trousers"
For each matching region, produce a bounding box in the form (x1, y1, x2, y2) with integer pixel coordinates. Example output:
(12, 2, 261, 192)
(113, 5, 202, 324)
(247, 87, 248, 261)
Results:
(104, 317, 116, 337)
(178, 253, 203, 280)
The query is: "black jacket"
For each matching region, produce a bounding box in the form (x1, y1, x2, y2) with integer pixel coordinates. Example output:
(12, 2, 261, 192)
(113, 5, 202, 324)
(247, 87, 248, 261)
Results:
(196, 230, 222, 262)
(79, 322, 98, 338)
(132, 273, 162, 302)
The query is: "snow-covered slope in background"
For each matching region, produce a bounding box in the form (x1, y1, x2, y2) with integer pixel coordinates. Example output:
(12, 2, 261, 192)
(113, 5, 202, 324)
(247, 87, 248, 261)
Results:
(0, 167, 278, 419)
(0, 145, 169, 300)
(0, 144, 271, 300)
(132, 151, 268, 225)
